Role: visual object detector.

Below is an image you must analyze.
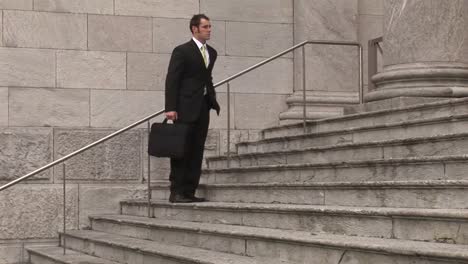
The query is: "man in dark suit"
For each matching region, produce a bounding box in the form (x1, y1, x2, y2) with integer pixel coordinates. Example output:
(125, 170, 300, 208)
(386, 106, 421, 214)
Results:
(164, 14, 220, 203)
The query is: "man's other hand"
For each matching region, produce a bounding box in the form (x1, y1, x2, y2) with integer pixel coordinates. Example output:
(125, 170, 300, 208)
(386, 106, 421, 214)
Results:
(165, 111, 178, 121)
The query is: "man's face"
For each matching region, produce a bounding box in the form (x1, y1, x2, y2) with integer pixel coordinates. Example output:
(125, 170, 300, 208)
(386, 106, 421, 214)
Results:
(193, 18, 211, 42)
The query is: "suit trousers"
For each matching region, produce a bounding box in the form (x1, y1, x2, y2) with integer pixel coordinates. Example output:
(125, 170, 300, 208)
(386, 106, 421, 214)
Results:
(169, 96, 210, 196)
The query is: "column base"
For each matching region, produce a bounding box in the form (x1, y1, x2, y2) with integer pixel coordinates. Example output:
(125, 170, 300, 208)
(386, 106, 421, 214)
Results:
(279, 91, 358, 123)
(366, 63, 468, 102)
(344, 96, 449, 115)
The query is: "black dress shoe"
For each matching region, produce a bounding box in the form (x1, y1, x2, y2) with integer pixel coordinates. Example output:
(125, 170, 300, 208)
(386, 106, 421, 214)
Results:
(185, 194, 207, 202)
(169, 193, 194, 203)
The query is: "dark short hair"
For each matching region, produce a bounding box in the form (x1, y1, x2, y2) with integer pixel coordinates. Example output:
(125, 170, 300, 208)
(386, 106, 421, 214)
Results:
(190, 14, 210, 33)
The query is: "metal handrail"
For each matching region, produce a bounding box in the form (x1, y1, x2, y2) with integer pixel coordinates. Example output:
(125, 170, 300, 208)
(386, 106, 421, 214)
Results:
(0, 39, 362, 192)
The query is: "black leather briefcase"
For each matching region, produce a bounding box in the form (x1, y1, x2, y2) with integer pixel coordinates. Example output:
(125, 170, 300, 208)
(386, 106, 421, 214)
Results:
(148, 119, 190, 158)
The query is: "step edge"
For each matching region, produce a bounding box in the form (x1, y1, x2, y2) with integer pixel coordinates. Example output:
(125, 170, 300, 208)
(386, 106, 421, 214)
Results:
(119, 201, 468, 219)
(66, 223, 468, 261)
(149, 179, 468, 189)
(203, 154, 468, 173)
(239, 113, 468, 146)
(261, 97, 468, 133)
(61, 230, 285, 264)
(207, 132, 468, 162)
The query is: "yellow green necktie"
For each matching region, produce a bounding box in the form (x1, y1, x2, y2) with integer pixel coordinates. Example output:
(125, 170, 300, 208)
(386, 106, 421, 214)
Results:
(201, 45, 208, 67)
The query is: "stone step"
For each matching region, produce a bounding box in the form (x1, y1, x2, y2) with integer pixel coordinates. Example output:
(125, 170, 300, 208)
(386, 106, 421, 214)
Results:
(202, 155, 468, 184)
(27, 246, 119, 264)
(150, 180, 468, 209)
(61, 230, 287, 264)
(207, 133, 468, 169)
(120, 200, 468, 245)
(236, 113, 468, 154)
(87, 214, 468, 264)
(260, 97, 468, 140)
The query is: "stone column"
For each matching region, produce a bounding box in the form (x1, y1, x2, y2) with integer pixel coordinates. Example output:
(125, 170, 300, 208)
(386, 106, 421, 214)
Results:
(280, 0, 359, 122)
(366, 0, 468, 102)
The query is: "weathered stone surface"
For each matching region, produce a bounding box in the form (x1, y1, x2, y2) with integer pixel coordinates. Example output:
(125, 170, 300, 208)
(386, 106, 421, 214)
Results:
(324, 102, 468, 133)
(295, 0, 357, 42)
(226, 22, 293, 58)
(88, 15, 152, 52)
(209, 20, 226, 56)
(205, 187, 324, 204)
(79, 184, 147, 228)
(296, 45, 360, 93)
(147, 156, 171, 182)
(148, 206, 243, 226)
(383, 140, 467, 160)
(90, 90, 164, 128)
(294, 0, 358, 95)
(359, 0, 383, 15)
(340, 250, 456, 264)
(393, 217, 468, 245)
(0, 127, 53, 181)
(0, 12, 3, 47)
(445, 162, 468, 180)
(53, 128, 142, 181)
(34, 0, 114, 14)
(353, 120, 468, 144)
(324, 188, 468, 209)
(247, 212, 392, 238)
(257, 122, 468, 154)
(359, 14, 383, 50)
(210, 162, 444, 185)
(204, 129, 220, 158)
(246, 240, 343, 263)
(384, 0, 468, 66)
(213, 56, 293, 94)
(57, 50, 126, 89)
(92, 220, 245, 255)
(9, 88, 89, 127)
(206, 93, 235, 130)
(153, 18, 190, 54)
(0, 245, 22, 264)
(0, 48, 55, 87)
(366, 1, 468, 100)
(153, 18, 226, 55)
(3, 10, 87, 49)
(0, 184, 78, 239)
(127, 52, 170, 91)
(234, 94, 287, 129)
(0, 88, 8, 126)
(219, 129, 249, 156)
(0, 0, 32, 10)
(201, 0, 293, 23)
(115, 0, 198, 18)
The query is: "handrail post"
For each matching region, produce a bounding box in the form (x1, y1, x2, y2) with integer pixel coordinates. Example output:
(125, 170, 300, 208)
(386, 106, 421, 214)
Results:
(226, 82, 231, 168)
(62, 163, 66, 255)
(367, 37, 382, 93)
(359, 45, 364, 104)
(302, 45, 307, 133)
(147, 120, 152, 218)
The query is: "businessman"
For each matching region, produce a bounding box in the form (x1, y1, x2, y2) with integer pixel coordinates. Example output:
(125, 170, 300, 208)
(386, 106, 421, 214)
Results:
(164, 14, 220, 203)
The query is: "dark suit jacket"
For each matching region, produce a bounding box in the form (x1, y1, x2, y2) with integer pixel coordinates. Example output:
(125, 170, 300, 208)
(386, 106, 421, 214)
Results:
(165, 39, 220, 122)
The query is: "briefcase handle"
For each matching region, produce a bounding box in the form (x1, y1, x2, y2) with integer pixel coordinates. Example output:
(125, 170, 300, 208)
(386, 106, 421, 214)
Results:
(161, 118, 175, 124)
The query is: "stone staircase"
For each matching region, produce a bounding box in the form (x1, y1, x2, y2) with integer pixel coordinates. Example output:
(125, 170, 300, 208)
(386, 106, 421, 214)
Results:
(26, 97, 468, 263)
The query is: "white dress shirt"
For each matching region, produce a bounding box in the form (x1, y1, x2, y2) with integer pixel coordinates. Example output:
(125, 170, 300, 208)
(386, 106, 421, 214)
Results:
(192, 37, 210, 66)
(192, 37, 209, 95)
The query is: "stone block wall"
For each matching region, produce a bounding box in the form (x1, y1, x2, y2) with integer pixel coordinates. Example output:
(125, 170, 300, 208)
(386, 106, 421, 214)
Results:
(0, 0, 292, 262)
